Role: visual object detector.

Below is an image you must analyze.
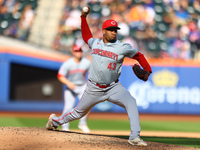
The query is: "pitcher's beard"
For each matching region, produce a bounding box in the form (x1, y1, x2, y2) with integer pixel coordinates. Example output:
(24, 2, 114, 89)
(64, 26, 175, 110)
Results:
(109, 38, 116, 43)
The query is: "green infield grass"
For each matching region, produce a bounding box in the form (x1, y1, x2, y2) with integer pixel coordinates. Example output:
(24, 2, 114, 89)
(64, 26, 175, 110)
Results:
(0, 117, 200, 148)
(1, 117, 200, 132)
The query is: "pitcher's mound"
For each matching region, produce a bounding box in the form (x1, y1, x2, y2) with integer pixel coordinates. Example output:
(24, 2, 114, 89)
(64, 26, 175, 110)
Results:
(0, 127, 198, 150)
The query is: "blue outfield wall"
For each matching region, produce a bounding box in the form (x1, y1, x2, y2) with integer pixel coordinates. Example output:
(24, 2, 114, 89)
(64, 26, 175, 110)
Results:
(0, 53, 63, 112)
(0, 52, 200, 114)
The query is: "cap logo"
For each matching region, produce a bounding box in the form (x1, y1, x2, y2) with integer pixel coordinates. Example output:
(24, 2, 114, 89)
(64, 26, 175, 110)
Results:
(111, 21, 116, 25)
(102, 19, 120, 30)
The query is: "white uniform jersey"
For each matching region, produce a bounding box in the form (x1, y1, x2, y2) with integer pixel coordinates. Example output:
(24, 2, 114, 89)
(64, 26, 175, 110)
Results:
(58, 57, 90, 85)
(88, 38, 138, 84)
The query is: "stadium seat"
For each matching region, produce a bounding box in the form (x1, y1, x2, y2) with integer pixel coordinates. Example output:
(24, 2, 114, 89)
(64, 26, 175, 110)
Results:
(155, 14, 163, 22)
(154, 5, 164, 14)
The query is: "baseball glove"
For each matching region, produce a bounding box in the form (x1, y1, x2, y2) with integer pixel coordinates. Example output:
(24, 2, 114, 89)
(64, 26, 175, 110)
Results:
(132, 64, 149, 81)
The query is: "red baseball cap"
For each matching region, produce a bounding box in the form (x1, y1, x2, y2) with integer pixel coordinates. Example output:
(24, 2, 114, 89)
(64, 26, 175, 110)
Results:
(72, 45, 82, 52)
(102, 19, 120, 30)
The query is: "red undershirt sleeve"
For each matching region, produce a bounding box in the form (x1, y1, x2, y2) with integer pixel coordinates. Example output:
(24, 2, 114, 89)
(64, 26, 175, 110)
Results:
(132, 52, 152, 73)
(81, 16, 93, 44)
(57, 73, 64, 78)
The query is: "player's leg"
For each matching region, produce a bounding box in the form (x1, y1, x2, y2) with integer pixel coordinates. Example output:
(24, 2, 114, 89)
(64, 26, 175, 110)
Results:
(49, 82, 105, 128)
(107, 83, 147, 146)
(107, 83, 145, 145)
(62, 89, 76, 131)
(76, 84, 90, 133)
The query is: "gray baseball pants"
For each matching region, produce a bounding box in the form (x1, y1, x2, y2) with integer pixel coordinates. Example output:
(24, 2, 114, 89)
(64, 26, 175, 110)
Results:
(52, 80, 141, 140)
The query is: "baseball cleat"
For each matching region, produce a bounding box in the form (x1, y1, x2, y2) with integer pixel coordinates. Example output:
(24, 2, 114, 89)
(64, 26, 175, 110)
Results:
(46, 113, 57, 130)
(128, 137, 147, 146)
(78, 124, 90, 133)
(62, 128, 69, 131)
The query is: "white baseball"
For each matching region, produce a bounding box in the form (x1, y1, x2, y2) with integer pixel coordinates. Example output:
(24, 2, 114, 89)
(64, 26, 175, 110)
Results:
(83, 7, 89, 13)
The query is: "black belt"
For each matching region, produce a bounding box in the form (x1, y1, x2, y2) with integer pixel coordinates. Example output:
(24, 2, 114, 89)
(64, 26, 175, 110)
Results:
(88, 79, 118, 88)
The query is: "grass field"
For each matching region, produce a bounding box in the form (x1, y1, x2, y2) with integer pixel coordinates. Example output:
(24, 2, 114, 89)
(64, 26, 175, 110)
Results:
(0, 117, 200, 148)
(1, 117, 200, 132)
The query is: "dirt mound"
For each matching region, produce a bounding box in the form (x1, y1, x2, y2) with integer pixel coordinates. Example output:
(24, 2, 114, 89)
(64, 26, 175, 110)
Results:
(0, 127, 199, 150)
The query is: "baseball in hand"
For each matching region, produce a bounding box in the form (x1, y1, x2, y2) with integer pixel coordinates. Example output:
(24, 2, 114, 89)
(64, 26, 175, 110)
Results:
(83, 7, 89, 13)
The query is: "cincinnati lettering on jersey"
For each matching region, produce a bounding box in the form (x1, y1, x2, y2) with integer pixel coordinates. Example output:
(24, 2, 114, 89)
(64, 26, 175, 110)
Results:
(92, 48, 118, 60)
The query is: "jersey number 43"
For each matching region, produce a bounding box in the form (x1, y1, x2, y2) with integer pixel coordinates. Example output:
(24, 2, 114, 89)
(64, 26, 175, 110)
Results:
(107, 62, 116, 70)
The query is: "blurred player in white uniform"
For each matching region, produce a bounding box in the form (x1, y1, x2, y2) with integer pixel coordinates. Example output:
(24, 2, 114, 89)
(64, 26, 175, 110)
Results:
(57, 45, 90, 133)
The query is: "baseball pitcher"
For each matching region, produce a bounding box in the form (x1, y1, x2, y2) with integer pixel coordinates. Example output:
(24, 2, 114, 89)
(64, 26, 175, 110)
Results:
(46, 6, 152, 146)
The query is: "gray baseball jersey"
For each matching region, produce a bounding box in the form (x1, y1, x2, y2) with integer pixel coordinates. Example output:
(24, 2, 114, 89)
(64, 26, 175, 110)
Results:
(58, 57, 90, 85)
(88, 38, 138, 84)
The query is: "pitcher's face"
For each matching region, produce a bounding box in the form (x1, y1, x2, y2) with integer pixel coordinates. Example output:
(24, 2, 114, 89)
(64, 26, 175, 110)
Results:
(103, 28, 118, 43)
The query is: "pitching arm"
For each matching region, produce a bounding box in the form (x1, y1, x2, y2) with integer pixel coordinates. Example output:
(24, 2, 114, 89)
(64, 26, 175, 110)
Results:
(81, 7, 93, 44)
